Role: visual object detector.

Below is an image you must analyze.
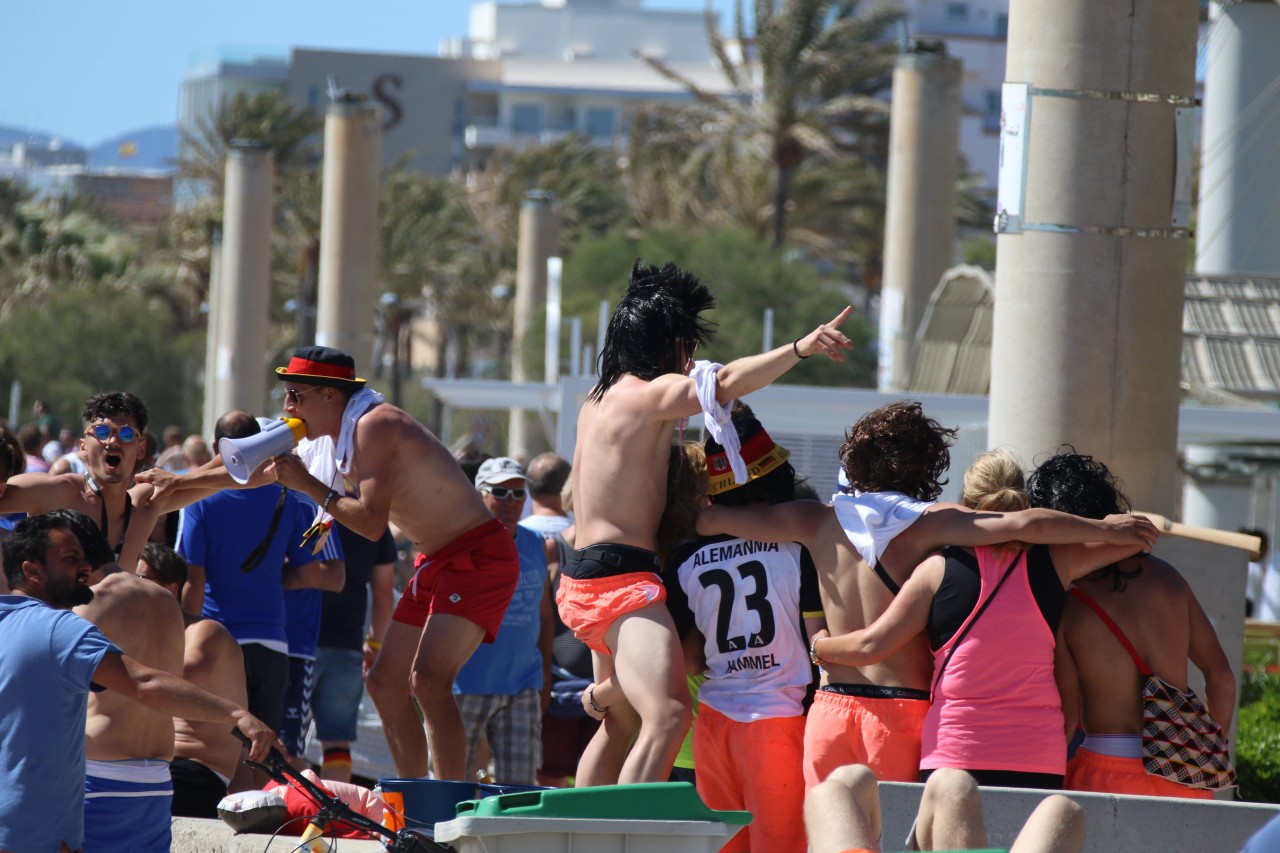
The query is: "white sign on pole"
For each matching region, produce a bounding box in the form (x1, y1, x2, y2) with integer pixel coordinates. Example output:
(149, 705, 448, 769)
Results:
(995, 82, 1031, 234)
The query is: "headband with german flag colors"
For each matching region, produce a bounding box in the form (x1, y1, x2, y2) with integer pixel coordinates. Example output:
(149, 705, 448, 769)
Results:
(707, 427, 791, 496)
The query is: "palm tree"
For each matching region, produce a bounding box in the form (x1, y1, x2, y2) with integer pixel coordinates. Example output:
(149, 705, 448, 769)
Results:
(641, 0, 903, 248)
(176, 89, 322, 195)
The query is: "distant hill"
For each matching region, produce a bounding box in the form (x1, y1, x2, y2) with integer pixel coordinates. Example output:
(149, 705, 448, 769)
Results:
(0, 123, 178, 172)
(0, 124, 78, 151)
(89, 126, 178, 171)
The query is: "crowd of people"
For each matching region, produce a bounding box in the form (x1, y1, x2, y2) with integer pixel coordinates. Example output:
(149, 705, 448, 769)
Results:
(0, 259, 1252, 853)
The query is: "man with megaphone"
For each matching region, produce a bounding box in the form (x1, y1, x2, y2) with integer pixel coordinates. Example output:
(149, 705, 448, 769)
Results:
(142, 346, 520, 783)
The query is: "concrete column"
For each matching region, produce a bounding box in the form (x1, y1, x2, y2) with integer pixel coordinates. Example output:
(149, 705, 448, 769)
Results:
(1195, 0, 1280, 277)
(878, 47, 963, 392)
(201, 226, 222, 441)
(508, 191, 560, 458)
(210, 144, 273, 424)
(316, 100, 382, 371)
(988, 0, 1198, 516)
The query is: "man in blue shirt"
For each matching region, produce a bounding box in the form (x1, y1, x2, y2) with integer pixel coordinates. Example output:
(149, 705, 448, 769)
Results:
(0, 513, 278, 853)
(177, 411, 341, 789)
(455, 458, 555, 784)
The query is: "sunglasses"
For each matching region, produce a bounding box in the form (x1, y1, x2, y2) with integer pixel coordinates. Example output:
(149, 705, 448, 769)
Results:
(285, 386, 321, 405)
(483, 486, 526, 501)
(85, 424, 138, 444)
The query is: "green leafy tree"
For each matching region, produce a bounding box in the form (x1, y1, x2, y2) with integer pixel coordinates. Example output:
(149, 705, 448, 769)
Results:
(552, 225, 876, 387)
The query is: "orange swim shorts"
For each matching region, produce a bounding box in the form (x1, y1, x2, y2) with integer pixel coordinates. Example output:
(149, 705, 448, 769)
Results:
(391, 518, 519, 643)
(803, 686, 929, 788)
(1065, 747, 1213, 800)
(555, 571, 666, 656)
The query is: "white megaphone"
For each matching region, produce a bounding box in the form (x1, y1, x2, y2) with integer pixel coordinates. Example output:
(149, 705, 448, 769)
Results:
(219, 418, 307, 484)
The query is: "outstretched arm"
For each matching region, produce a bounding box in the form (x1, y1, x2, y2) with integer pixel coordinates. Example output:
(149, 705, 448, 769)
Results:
(812, 553, 943, 667)
(93, 651, 282, 761)
(0, 472, 84, 515)
(622, 307, 856, 421)
(696, 500, 828, 546)
(914, 506, 1158, 553)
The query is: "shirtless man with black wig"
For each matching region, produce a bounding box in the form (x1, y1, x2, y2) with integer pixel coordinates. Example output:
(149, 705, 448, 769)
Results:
(559, 260, 854, 784)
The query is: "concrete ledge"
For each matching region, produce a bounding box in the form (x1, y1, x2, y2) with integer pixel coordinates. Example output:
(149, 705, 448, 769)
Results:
(171, 817, 386, 852)
(879, 783, 1280, 852)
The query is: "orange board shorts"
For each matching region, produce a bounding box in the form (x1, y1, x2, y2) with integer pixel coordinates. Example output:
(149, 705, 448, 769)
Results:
(694, 704, 807, 853)
(803, 687, 929, 788)
(391, 518, 519, 643)
(555, 571, 666, 656)
(1065, 747, 1213, 800)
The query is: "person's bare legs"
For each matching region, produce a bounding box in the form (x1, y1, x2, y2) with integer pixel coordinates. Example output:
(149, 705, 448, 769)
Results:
(575, 649, 641, 787)
(1010, 795, 1086, 853)
(804, 763, 882, 853)
(366, 619, 429, 777)
(915, 769, 988, 851)
(602, 602, 691, 784)
(319, 740, 353, 784)
(410, 613, 485, 781)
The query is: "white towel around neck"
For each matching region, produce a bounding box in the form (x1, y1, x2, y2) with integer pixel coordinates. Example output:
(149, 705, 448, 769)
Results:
(830, 489, 933, 568)
(298, 386, 384, 526)
(689, 360, 747, 487)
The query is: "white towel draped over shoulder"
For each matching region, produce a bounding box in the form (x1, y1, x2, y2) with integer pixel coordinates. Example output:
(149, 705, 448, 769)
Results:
(830, 489, 933, 568)
(690, 360, 746, 486)
(299, 386, 384, 527)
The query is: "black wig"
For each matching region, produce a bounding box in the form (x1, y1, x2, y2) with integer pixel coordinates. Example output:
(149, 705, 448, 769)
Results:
(589, 260, 716, 402)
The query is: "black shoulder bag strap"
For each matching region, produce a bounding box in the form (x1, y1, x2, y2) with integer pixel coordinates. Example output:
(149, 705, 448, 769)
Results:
(930, 555, 1020, 701)
(240, 487, 289, 573)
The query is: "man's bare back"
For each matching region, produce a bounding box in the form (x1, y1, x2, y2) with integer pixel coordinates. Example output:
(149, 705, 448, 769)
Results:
(1060, 555, 1235, 735)
(76, 572, 186, 761)
(174, 615, 247, 781)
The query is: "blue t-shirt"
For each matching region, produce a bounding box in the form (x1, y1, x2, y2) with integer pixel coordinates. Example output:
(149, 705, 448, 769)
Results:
(177, 485, 319, 648)
(318, 526, 398, 651)
(284, 521, 344, 660)
(455, 525, 546, 696)
(0, 597, 119, 852)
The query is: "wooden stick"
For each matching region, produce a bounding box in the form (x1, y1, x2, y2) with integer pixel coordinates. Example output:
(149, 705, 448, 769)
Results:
(1134, 511, 1263, 560)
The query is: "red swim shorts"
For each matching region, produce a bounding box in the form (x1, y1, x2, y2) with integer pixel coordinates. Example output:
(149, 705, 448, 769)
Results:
(555, 571, 666, 656)
(391, 518, 519, 643)
(1065, 747, 1213, 800)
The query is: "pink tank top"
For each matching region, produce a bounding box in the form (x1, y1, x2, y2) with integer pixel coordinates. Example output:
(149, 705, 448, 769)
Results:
(919, 545, 1065, 775)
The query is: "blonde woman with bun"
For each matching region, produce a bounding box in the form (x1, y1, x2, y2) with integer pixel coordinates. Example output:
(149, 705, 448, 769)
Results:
(811, 450, 1148, 789)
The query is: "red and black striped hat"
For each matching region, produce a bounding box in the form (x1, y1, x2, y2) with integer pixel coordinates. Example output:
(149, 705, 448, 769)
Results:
(275, 346, 367, 390)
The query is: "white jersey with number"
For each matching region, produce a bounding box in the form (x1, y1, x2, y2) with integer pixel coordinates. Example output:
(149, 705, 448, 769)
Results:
(667, 535, 820, 723)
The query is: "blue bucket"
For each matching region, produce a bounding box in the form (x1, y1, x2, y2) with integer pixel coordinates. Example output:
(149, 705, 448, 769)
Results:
(377, 778, 478, 832)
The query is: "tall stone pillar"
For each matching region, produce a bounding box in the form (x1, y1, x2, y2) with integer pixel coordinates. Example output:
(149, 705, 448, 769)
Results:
(878, 47, 963, 392)
(316, 99, 381, 372)
(201, 226, 223, 440)
(1196, 0, 1280, 277)
(508, 191, 560, 458)
(209, 144, 273, 425)
(988, 0, 1198, 516)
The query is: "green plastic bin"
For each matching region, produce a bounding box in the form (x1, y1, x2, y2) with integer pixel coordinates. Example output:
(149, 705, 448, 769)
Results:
(437, 782, 752, 853)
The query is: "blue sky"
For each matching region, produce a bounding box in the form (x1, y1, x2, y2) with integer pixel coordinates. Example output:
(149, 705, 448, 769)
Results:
(2, 0, 735, 147)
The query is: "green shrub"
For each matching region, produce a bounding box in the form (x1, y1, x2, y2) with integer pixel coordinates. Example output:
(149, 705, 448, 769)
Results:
(1236, 669, 1280, 803)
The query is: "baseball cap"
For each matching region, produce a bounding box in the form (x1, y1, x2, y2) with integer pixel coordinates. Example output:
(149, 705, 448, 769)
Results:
(475, 457, 528, 488)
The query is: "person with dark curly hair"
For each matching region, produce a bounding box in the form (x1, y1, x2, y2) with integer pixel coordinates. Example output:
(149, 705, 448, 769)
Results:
(560, 260, 854, 784)
(0, 391, 163, 573)
(699, 401, 1160, 787)
(1028, 450, 1235, 799)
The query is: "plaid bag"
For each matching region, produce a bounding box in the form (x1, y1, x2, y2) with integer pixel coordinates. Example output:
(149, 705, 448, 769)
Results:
(1070, 588, 1236, 790)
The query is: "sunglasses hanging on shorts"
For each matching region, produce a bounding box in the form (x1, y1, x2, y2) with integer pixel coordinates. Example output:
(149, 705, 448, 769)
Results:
(85, 424, 138, 444)
(483, 486, 526, 501)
